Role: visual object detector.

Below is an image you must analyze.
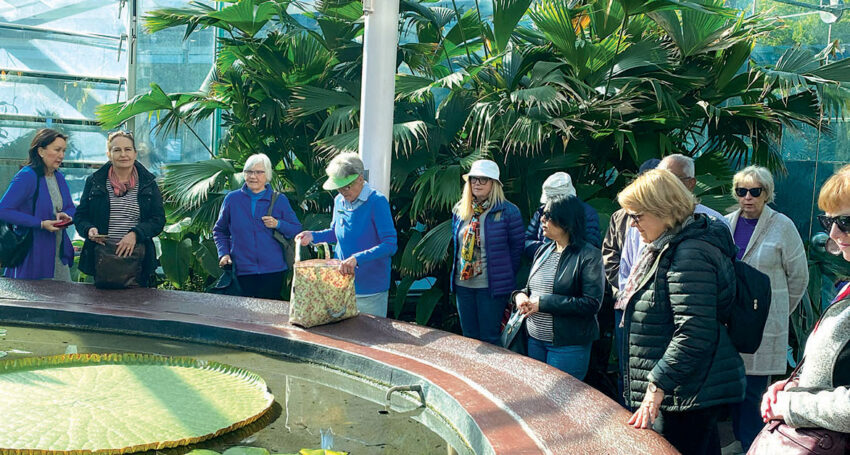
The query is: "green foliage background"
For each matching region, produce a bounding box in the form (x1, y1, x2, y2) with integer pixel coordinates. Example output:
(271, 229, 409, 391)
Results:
(95, 0, 850, 349)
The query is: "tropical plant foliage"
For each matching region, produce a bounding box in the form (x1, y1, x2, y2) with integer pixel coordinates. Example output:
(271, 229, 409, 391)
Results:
(96, 0, 850, 331)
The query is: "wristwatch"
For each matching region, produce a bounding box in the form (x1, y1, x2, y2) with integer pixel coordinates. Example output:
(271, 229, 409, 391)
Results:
(647, 383, 658, 393)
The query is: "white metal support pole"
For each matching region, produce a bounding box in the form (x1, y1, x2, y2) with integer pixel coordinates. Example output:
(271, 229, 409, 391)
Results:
(126, 0, 137, 132)
(358, 0, 400, 197)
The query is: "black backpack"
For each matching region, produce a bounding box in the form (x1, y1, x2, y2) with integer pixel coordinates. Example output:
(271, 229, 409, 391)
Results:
(725, 260, 772, 354)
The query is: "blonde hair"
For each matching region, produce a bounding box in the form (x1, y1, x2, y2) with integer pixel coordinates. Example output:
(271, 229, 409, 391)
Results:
(453, 180, 507, 221)
(818, 163, 850, 214)
(617, 169, 697, 229)
(733, 165, 775, 203)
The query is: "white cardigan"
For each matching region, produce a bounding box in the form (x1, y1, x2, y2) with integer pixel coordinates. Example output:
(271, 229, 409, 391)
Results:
(726, 205, 810, 375)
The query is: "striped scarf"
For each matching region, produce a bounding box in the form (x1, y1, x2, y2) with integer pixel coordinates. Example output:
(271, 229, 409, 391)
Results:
(459, 200, 490, 280)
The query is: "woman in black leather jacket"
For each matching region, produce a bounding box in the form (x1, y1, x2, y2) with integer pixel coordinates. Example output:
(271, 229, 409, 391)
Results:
(512, 195, 604, 380)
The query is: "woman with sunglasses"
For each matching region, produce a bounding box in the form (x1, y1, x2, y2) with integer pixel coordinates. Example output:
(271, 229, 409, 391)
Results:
(758, 165, 850, 439)
(0, 128, 75, 280)
(722, 165, 809, 452)
(214, 153, 302, 299)
(451, 159, 525, 345)
(618, 169, 744, 455)
(296, 152, 397, 316)
(75, 131, 165, 287)
(512, 195, 604, 378)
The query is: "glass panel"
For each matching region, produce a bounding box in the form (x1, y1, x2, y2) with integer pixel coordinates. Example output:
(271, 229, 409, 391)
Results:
(0, 122, 109, 201)
(0, 1, 124, 36)
(0, 28, 126, 78)
(134, 0, 216, 171)
(0, 74, 124, 119)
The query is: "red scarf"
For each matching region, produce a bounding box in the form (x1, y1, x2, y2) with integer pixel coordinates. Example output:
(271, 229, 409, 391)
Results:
(108, 165, 138, 197)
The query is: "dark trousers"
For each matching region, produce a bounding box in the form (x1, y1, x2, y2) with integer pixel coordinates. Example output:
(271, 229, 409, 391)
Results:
(654, 405, 722, 455)
(237, 271, 284, 300)
(614, 309, 630, 409)
(455, 285, 508, 345)
(731, 375, 770, 451)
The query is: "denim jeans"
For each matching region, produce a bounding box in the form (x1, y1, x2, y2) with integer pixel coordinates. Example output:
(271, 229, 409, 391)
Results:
(455, 285, 508, 345)
(731, 375, 770, 451)
(527, 337, 592, 380)
(356, 291, 389, 317)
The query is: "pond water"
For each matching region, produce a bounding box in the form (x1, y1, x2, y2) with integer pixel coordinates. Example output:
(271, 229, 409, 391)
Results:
(0, 324, 471, 455)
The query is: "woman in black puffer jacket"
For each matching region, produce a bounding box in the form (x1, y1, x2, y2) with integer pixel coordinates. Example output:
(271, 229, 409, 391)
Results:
(616, 169, 745, 455)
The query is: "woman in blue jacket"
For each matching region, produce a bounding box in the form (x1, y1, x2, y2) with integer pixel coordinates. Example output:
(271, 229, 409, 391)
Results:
(0, 128, 76, 281)
(214, 153, 302, 299)
(297, 152, 398, 317)
(452, 159, 525, 345)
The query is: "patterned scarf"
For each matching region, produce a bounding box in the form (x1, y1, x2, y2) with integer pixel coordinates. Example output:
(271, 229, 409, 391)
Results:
(108, 165, 138, 197)
(615, 217, 694, 317)
(459, 200, 490, 280)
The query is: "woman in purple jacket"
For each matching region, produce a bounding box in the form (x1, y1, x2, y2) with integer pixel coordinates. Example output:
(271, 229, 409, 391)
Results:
(0, 128, 76, 281)
(452, 159, 525, 345)
(214, 153, 302, 299)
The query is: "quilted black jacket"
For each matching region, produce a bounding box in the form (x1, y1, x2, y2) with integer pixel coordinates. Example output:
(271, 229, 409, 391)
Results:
(623, 214, 746, 412)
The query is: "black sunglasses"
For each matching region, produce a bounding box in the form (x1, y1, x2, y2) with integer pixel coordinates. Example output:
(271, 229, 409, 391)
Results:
(735, 187, 763, 198)
(818, 215, 850, 233)
(626, 212, 644, 223)
(469, 176, 492, 185)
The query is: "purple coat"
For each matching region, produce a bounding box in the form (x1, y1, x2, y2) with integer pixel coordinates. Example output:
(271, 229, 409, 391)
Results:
(0, 166, 76, 279)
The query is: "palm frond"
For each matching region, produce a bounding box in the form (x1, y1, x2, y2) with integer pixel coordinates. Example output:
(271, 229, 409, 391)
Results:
(412, 219, 454, 274)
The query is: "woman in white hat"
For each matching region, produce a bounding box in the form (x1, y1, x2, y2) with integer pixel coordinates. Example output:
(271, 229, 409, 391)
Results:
(525, 172, 602, 258)
(297, 152, 398, 317)
(451, 159, 525, 345)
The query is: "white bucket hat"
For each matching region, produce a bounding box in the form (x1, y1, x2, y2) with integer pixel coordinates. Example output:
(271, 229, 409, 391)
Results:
(540, 172, 576, 204)
(464, 159, 501, 183)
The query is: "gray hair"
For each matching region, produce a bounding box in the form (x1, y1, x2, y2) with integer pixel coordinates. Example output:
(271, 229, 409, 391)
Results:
(733, 165, 775, 203)
(244, 153, 273, 180)
(659, 154, 695, 179)
(326, 152, 364, 179)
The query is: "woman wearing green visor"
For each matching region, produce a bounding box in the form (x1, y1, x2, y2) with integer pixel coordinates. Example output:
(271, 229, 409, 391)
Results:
(297, 152, 398, 317)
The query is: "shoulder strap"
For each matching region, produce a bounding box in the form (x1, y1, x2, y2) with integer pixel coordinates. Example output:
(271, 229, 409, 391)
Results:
(267, 191, 279, 216)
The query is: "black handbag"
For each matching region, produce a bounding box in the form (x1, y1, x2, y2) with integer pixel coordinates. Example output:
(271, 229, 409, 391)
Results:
(0, 176, 40, 268)
(208, 264, 243, 296)
(93, 240, 145, 289)
(268, 191, 297, 268)
(501, 310, 528, 355)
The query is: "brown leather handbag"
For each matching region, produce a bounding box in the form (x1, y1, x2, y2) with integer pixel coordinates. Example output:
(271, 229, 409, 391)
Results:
(93, 240, 145, 289)
(749, 419, 848, 455)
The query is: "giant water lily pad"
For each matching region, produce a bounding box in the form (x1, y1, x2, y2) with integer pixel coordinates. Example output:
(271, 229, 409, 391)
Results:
(0, 353, 274, 454)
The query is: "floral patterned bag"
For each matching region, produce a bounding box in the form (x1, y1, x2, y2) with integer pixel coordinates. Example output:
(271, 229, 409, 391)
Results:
(289, 243, 358, 328)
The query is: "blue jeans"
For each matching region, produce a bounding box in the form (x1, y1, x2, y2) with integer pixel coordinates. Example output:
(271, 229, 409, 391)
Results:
(731, 375, 770, 451)
(527, 337, 592, 380)
(455, 285, 508, 345)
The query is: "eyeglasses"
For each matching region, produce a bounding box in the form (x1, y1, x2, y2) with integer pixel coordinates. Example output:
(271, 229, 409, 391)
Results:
(337, 182, 354, 193)
(244, 170, 265, 177)
(626, 212, 644, 224)
(469, 176, 492, 185)
(541, 210, 553, 222)
(818, 215, 850, 234)
(735, 187, 763, 198)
